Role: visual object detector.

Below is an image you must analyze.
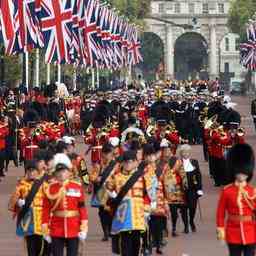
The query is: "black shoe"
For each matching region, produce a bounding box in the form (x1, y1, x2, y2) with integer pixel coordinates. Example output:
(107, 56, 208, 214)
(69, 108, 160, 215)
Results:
(183, 227, 189, 234)
(190, 223, 196, 232)
(101, 236, 109, 241)
(172, 230, 178, 237)
(0, 171, 5, 177)
(156, 248, 163, 255)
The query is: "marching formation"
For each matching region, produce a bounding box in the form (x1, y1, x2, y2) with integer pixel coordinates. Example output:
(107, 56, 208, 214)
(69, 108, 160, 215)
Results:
(1, 77, 252, 256)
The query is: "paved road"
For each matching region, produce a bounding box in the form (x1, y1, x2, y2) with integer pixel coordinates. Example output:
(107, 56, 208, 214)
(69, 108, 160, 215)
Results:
(0, 95, 255, 256)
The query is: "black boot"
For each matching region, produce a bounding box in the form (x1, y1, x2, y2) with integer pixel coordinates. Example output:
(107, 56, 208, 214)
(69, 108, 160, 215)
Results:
(190, 222, 196, 232)
(0, 169, 5, 177)
(172, 229, 178, 237)
(156, 247, 163, 255)
(183, 226, 189, 234)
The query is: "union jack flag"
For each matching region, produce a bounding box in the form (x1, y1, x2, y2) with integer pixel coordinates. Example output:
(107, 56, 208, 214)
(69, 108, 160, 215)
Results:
(240, 22, 256, 70)
(15, 0, 44, 51)
(78, 0, 99, 67)
(0, 0, 15, 54)
(40, 0, 73, 64)
(128, 28, 143, 66)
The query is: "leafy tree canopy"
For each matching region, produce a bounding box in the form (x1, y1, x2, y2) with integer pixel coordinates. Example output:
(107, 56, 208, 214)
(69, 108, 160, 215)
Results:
(228, 0, 256, 41)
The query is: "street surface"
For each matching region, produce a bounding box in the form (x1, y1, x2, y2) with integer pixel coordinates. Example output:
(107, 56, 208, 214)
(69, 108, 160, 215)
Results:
(0, 95, 255, 256)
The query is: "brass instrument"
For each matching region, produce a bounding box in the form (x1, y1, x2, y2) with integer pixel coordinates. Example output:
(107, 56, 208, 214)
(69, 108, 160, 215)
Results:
(165, 123, 176, 134)
(237, 127, 245, 136)
(155, 86, 162, 99)
(146, 124, 157, 137)
(204, 114, 218, 129)
(199, 107, 209, 124)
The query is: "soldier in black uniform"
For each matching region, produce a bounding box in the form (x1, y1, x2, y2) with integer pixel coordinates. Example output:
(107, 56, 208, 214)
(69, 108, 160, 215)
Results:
(251, 98, 256, 131)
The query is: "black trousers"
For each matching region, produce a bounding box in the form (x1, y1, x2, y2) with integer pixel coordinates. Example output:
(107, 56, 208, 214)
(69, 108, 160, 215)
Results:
(111, 234, 120, 254)
(26, 235, 50, 256)
(228, 244, 255, 256)
(51, 237, 79, 256)
(149, 215, 165, 249)
(185, 191, 198, 226)
(169, 204, 188, 230)
(98, 206, 112, 237)
(120, 231, 141, 256)
(0, 149, 5, 173)
(212, 157, 227, 186)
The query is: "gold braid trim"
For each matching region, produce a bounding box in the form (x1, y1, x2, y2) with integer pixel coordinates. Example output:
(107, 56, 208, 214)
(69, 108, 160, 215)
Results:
(44, 184, 66, 212)
(241, 187, 256, 211)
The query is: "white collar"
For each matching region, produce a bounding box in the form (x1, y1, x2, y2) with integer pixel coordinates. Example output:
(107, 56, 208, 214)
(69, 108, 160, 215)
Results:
(183, 158, 194, 172)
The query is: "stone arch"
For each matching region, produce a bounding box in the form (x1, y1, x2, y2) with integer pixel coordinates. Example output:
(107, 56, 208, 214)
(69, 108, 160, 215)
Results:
(138, 32, 165, 80)
(174, 32, 209, 80)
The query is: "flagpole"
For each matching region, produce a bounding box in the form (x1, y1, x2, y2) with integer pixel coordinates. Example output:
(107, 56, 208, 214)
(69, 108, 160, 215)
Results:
(25, 51, 29, 91)
(35, 49, 40, 87)
(91, 68, 95, 90)
(57, 64, 61, 83)
(96, 67, 99, 89)
(73, 65, 77, 91)
(46, 63, 50, 85)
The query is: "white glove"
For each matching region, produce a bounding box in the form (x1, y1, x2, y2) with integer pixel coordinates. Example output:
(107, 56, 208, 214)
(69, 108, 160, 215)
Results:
(150, 201, 157, 210)
(43, 235, 52, 244)
(17, 199, 25, 208)
(107, 190, 117, 199)
(197, 190, 204, 196)
(78, 231, 87, 240)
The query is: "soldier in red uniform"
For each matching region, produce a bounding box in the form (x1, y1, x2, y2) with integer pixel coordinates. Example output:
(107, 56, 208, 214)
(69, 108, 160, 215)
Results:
(216, 143, 256, 256)
(0, 115, 9, 177)
(42, 163, 88, 256)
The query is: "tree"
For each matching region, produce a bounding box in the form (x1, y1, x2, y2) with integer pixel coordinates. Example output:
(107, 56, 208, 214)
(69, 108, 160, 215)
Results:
(228, 0, 256, 41)
(138, 32, 164, 79)
(108, 0, 150, 26)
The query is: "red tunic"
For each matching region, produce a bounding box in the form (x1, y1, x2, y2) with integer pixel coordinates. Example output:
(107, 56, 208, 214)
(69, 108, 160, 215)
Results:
(42, 180, 88, 238)
(216, 183, 256, 244)
(0, 124, 9, 150)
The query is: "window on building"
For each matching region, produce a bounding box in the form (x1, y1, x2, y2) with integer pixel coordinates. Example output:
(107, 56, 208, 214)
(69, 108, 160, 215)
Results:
(174, 3, 181, 13)
(218, 3, 224, 14)
(159, 3, 164, 14)
(189, 3, 195, 14)
(202, 3, 209, 14)
(235, 38, 240, 51)
(224, 62, 229, 73)
(225, 37, 229, 51)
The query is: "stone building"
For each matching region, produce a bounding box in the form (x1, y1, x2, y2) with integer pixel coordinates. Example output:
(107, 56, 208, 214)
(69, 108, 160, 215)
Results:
(146, 0, 245, 81)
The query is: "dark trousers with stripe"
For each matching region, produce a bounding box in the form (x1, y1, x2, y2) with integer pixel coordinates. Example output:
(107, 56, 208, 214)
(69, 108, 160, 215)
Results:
(228, 244, 255, 256)
(149, 215, 165, 249)
(120, 231, 141, 256)
(51, 237, 79, 256)
(26, 235, 50, 256)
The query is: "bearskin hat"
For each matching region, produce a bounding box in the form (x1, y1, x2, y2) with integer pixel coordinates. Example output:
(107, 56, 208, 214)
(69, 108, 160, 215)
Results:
(92, 101, 111, 128)
(225, 109, 241, 129)
(151, 101, 171, 122)
(226, 143, 255, 182)
(207, 101, 226, 119)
